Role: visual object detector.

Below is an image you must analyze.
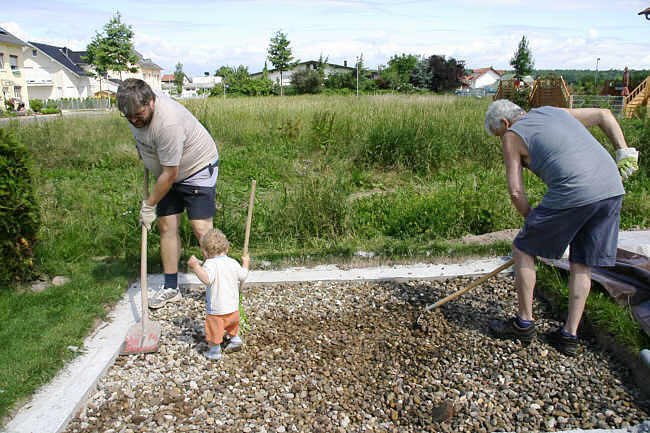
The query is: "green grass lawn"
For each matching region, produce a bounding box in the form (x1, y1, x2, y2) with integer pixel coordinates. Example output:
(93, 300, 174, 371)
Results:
(1, 94, 648, 421)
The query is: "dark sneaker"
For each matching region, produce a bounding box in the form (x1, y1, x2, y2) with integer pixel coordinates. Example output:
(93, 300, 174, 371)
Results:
(488, 317, 536, 344)
(223, 336, 243, 353)
(149, 288, 181, 309)
(548, 329, 578, 357)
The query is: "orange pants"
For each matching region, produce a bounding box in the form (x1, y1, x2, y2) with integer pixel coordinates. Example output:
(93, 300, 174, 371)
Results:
(205, 311, 240, 345)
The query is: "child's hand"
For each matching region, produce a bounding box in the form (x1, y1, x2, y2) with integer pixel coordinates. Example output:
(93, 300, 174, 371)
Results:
(242, 253, 250, 268)
(188, 255, 201, 269)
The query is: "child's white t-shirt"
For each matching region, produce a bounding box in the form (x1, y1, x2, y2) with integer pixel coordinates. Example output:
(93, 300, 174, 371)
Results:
(203, 255, 248, 315)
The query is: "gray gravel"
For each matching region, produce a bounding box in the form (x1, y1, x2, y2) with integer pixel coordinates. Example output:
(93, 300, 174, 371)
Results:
(64, 276, 649, 433)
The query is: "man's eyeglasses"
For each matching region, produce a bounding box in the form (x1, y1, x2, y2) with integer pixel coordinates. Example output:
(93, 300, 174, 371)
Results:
(120, 105, 150, 121)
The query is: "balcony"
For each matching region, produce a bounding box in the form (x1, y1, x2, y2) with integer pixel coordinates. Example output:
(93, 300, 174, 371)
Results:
(26, 78, 54, 86)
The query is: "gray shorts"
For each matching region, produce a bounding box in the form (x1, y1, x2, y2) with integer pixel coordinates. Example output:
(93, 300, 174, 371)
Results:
(513, 195, 623, 266)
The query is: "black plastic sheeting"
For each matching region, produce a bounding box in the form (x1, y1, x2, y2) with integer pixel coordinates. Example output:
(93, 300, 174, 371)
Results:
(540, 249, 650, 336)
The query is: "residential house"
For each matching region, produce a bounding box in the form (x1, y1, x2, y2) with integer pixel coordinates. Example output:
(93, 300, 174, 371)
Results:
(250, 60, 355, 86)
(24, 43, 161, 99)
(464, 67, 504, 89)
(105, 49, 162, 91)
(0, 26, 30, 110)
(161, 72, 193, 96)
(189, 73, 221, 91)
(25, 42, 91, 101)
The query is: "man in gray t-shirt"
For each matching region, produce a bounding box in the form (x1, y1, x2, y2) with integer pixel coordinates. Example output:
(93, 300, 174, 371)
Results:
(483, 100, 639, 356)
(117, 79, 219, 309)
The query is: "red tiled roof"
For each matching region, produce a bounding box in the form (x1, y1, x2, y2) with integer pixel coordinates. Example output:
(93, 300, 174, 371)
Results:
(466, 67, 503, 82)
(161, 74, 174, 82)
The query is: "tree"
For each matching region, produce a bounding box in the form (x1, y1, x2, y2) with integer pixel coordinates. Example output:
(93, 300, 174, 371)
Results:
(84, 12, 138, 84)
(210, 65, 273, 97)
(428, 55, 465, 92)
(510, 35, 534, 79)
(410, 56, 432, 89)
(380, 53, 418, 90)
(267, 30, 299, 96)
(316, 53, 329, 81)
(173, 62, 184, 94)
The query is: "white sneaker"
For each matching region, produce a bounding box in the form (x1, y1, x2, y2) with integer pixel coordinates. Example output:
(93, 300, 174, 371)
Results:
(223, 336, 243, 353)
(149, 287, 181, 309)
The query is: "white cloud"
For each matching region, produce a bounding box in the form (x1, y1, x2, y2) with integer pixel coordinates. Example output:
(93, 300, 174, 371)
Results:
(0, 22, 30, 42)
(588, 28, 599, 40)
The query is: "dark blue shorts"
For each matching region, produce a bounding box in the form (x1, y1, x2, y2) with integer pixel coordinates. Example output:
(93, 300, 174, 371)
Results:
(157, 183, 216, 220)
(513, 195, 623, 266)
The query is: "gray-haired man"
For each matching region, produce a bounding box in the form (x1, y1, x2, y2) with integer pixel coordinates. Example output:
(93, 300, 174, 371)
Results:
(117, 78, 219, 309)
(484, 99, 639, 356)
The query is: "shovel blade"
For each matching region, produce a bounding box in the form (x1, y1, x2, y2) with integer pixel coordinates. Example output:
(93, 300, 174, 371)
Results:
(120, 321, 161, 355)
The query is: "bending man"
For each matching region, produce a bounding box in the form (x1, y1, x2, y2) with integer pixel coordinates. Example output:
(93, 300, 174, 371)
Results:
(484, 99, 639, 356)
(117, 78, 219, 308)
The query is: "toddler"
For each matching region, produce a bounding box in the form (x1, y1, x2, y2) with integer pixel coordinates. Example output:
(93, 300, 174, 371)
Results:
(188, 228, 249, 360)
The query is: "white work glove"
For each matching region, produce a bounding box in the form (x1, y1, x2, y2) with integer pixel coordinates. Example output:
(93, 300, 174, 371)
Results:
(615, 148, 639, 180)
(140, 201, 156, 231)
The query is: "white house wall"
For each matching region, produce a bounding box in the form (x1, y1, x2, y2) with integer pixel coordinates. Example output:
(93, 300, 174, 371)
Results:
(472, 71, 501, 89)
(107, 67, 161, 90)
(24, 50, 90, 100)
(264, 64, 352, 86)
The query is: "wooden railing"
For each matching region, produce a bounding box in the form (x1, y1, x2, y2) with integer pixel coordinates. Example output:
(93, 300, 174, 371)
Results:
(529, 76, 570, 108)
(625, 76, 649, 106)
(560, 77, 571, 107)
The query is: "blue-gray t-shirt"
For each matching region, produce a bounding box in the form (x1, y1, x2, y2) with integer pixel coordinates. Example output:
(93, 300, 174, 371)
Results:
(508, 106, 624, 209)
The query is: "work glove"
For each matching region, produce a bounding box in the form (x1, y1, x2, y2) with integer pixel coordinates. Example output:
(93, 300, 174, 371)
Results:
(615, 148, 639, 180)
(140, 201, 156, 231)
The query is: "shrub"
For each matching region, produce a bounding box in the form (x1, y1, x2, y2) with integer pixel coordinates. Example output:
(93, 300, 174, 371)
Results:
(291, 69, 323, 94)
(29, 99, 43, 113)
(40, 107, 61, 115)
(0, 130, 40, 289)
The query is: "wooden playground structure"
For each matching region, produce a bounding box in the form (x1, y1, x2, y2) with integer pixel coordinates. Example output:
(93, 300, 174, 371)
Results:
(495, 75, 649, 118)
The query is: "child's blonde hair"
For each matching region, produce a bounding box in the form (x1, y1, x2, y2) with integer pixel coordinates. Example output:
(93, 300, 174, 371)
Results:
(200, 228, 230, 257)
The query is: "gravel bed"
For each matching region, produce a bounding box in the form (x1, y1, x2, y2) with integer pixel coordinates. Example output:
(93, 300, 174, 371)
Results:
(64, 276, 649, 433)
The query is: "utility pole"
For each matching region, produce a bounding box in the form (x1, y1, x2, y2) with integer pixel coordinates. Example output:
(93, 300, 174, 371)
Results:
(595, 57, 600, 87)
(356, 55, 359, 97)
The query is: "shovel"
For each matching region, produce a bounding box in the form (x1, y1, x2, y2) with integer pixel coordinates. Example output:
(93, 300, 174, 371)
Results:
(121, 168, 161, 355)
(414, 258, 515, 328)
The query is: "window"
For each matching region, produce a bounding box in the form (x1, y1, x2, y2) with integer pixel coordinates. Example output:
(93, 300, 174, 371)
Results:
(10, 55, 18, 70)
(0, 53, 3, 69)
(14, 86, 21, 98)
(32, 49, 37, 57)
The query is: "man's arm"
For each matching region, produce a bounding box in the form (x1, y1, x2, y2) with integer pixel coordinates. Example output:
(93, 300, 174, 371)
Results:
(146, 165, 178, 206)
(562, 108, 627, 150)
(502, 132, 531, 218)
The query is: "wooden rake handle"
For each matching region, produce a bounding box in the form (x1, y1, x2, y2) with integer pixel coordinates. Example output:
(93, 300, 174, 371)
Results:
(243, 180, 256, 255)
(424, 258, 515, 312)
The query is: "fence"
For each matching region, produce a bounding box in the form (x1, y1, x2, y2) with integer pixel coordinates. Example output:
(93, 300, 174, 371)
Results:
(455, 88, 488, 98)
(54, 98, 112, 111)
(570, 95, 625, 117)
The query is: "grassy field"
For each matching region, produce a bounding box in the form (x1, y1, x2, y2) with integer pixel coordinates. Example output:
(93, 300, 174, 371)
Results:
(1, 94, 648, 420)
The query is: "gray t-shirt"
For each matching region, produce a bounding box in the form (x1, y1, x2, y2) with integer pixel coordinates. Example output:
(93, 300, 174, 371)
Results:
(509, 106, 624, 209)
(129, 90, 218, 183)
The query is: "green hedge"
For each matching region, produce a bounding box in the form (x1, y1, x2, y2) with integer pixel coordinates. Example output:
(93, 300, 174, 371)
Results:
(0, 130, 40, 289)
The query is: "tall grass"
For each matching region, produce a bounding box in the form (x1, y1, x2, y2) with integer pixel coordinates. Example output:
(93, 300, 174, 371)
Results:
(0, 95, 647, 420)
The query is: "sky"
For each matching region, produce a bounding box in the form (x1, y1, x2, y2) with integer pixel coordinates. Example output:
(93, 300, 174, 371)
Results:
(4, 0, 650, 77)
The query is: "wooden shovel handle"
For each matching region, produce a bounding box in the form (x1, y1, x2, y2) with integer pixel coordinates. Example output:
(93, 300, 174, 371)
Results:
(243, 180, 256, 255)
(141, 169, 149, 328)
(424, 258, 515, 311)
